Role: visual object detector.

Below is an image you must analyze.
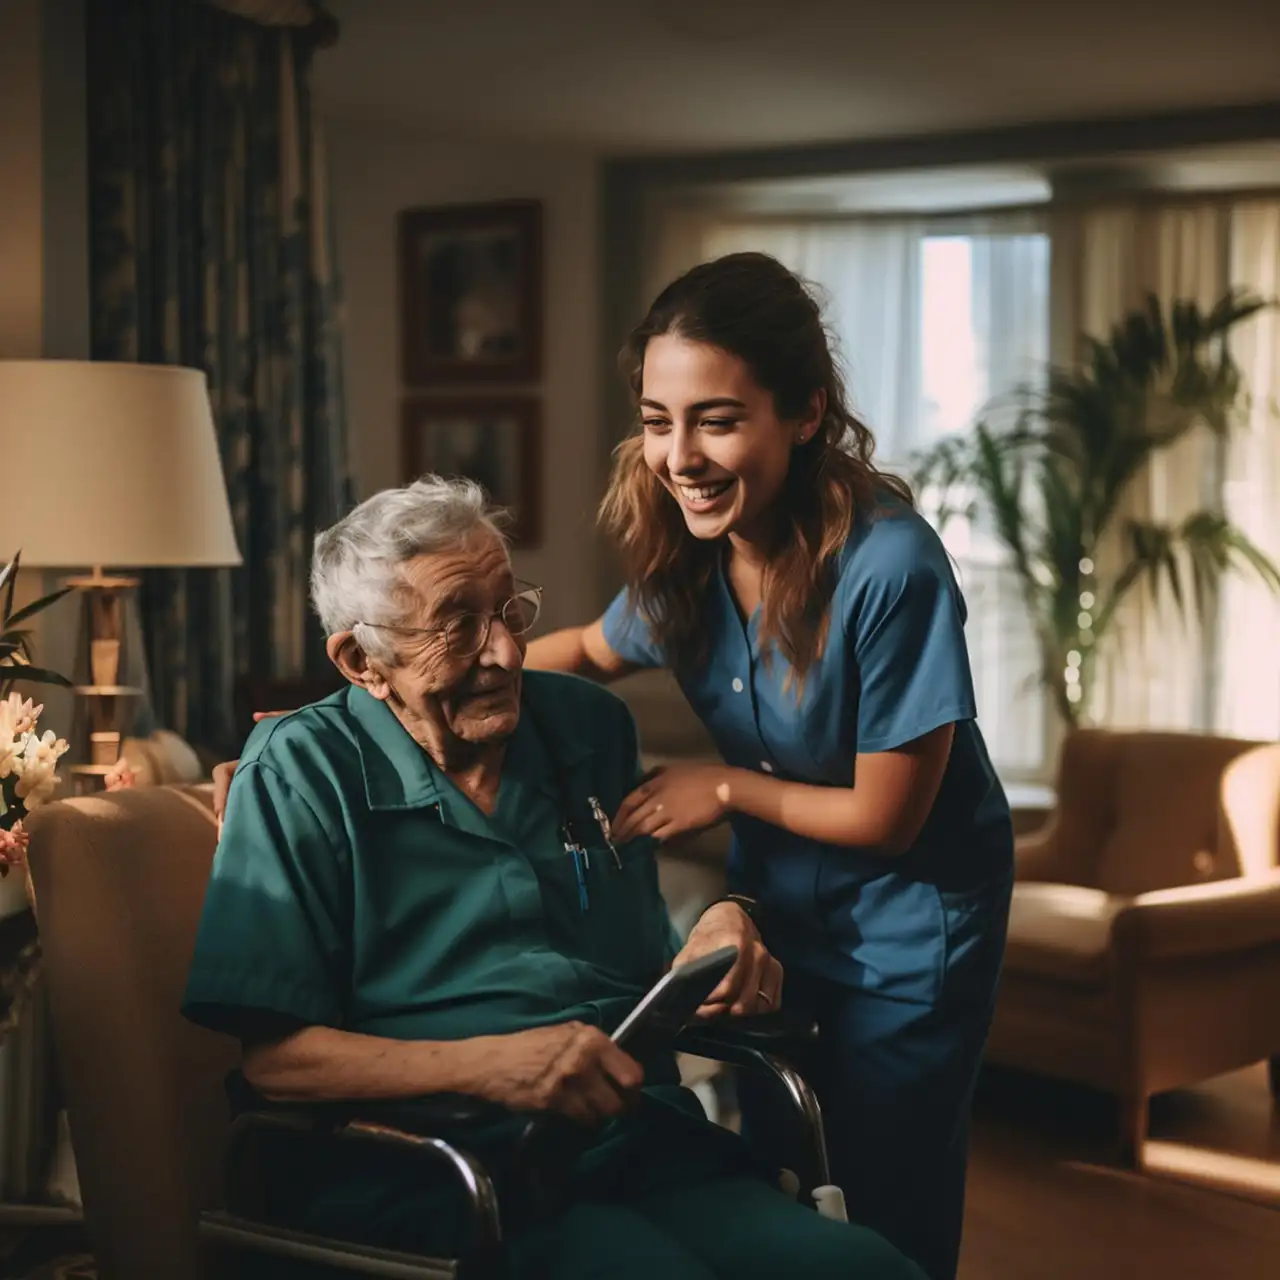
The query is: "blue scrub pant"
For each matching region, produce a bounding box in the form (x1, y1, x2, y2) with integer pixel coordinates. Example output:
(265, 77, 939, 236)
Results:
(742, 870, 1013, 1280)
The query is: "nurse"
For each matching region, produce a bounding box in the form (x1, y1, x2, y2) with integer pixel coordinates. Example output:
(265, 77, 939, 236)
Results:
(186, 476, 922, 1280)
(526, 252, 1014, 1280)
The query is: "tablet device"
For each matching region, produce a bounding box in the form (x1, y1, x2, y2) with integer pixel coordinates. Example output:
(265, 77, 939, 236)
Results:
(611, 946, 739, 1058)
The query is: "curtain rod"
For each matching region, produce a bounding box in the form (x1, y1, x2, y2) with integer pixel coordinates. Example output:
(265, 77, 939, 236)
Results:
(678, 183, 1280, 228)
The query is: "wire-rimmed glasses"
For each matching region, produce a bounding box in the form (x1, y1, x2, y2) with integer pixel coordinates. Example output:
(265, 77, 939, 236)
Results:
(358, 583, 542, 657)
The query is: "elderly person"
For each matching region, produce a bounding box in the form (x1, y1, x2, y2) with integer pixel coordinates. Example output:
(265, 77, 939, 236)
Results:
(182, 477, 922, 1280)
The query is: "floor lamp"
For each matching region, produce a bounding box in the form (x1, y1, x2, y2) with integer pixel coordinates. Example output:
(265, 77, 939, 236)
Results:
(0, 360, 243, 789)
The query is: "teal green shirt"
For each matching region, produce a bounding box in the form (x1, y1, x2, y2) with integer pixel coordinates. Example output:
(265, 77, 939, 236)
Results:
(182, 671, 679, 1046)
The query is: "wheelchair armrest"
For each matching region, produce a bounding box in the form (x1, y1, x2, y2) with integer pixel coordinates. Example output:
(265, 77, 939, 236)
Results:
(221, 1072, 505, 1257)
(672, 1008, 817, 1068)
(226, 1068, 505, 1133)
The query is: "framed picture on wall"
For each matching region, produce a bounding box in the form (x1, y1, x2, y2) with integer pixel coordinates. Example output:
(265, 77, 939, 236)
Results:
(402, 395, 542, 545)
(399, 199, 543, 386)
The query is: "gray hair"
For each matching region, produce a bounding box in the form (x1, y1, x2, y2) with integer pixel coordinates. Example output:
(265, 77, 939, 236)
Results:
(310, 475, 507, 661)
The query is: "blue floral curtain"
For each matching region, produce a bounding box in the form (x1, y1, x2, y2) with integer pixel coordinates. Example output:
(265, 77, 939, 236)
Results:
(86, 0, 353, 754)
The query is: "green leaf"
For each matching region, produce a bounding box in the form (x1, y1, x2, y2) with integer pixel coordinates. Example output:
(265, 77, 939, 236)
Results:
(0, 552, 18, 624)
(0, 664, 72, 689)
(4, 586, 73, 629)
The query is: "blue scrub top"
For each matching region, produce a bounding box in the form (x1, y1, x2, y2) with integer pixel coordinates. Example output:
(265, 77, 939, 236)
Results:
(603, 500, 1013, 1003)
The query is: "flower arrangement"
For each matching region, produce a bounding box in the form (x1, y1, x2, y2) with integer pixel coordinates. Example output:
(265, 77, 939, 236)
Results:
(0, 552, 73, 876)
(0, 694, 70, 873)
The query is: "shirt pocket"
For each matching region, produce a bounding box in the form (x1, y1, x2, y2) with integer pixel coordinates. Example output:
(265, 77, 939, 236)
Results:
(936, 872, 1013, 1016)
(571, 836, 670, 983)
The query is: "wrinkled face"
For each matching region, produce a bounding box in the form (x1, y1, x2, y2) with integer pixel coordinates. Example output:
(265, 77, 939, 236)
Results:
(375, 533, 524, 751)
(639, 335, 820, 546)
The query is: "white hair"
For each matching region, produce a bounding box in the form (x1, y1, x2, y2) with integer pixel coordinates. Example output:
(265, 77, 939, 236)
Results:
(310, 475, 507, 661)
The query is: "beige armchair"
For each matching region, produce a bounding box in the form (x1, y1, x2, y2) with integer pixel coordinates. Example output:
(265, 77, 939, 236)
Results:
(985, 729, 1280, 1159)
(27, 786, 236, 1279)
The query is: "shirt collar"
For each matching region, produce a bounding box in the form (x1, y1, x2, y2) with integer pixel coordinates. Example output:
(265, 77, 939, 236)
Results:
(345, 673, 596, 812)
(346, 684, 444, 810)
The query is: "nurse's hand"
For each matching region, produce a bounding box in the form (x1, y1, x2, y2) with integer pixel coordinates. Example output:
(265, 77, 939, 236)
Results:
(472, 1022, 644, 1127)
(212, 712, 288, 826)
(674, 902, 784, 1019)
(612, 763, 732, 844)
(212, 759, 239, 825)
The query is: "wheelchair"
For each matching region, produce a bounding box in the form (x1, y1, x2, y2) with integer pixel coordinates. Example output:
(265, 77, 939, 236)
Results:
(199, 1012, 832, 1278)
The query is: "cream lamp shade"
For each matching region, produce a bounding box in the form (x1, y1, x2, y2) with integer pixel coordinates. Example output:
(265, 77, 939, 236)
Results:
(0, 359, 242, 568)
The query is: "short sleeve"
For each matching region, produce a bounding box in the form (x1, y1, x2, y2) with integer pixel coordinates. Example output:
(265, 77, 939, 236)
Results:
(182, 760, 350, 1038)
(600, 587, 665, 669)
(849, 538, 977, 755)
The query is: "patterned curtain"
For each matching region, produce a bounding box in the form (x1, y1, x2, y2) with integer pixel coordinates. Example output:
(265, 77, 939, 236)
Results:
(86, 0, 353, 754)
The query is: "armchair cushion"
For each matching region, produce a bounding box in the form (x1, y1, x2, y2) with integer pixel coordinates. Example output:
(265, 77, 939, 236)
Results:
(1004, 883, 1125, 988)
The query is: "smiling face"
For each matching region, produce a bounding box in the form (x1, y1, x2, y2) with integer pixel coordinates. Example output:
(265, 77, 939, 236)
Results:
(639, 334, 822, 549)
(365, 532, 525, 761)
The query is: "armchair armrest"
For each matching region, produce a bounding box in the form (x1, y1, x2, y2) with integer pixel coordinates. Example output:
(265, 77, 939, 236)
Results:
(1112, 871, 1280, 961)
(1014, 822, 1065, 882)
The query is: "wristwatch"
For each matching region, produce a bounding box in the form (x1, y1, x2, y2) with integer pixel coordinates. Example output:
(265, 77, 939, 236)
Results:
(707, 892, 765, 930)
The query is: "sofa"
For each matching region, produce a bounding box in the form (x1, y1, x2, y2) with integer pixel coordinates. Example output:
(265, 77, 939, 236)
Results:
(985, 729, 1280, 1158)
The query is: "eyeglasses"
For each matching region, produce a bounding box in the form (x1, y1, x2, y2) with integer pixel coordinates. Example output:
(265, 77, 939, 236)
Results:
(358, 583, 543, 657)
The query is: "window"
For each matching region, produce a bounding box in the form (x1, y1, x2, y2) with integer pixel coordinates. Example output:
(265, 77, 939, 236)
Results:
(697, 217, 1052, 777)
(918, 232, 1050, 780)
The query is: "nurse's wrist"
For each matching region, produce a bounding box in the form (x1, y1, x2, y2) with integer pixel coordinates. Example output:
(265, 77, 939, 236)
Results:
(698, 896, 762, 937)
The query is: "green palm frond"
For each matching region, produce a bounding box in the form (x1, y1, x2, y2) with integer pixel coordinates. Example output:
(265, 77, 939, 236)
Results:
(1180, 511, 1280, 614)
(4, 586, 72, 630)
(0, 549, 73, 692)
(909, 289, 1276, 728)
(0, 554, 18, 625)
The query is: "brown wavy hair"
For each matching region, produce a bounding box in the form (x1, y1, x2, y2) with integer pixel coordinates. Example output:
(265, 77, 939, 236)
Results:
(599, 252, 913, 685)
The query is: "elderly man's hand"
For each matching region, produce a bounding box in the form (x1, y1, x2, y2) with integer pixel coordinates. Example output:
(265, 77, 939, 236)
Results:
(674, 901, 783, 1019)
(473, 1022, 643, 1126)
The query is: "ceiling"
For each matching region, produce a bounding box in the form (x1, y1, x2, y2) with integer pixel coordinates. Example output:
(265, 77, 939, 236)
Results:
(315, 0, 1280, 154)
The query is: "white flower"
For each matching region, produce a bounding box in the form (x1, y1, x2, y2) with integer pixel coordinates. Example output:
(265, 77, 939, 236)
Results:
(0, 728, 21, 781)
(0, 693, 42, 779)
(13, 729, 69, 811)
(0, 693, 42, 737)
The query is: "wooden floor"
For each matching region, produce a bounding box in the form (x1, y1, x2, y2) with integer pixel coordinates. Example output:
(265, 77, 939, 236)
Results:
(961, 1065, 1280, 1280)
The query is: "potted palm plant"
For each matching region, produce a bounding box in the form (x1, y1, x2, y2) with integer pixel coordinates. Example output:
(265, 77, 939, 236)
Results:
(913, 291, 1280, 729)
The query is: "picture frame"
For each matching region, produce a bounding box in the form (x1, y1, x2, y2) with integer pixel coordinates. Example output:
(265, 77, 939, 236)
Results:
(399, 199, 543, 386)
(401, 395, 542, 546)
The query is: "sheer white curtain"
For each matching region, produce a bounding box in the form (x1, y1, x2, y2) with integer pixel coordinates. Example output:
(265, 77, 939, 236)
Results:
(1065, 204, 1232, 732)
(644, 203, 1051, 776)
(700, 220, 926, 463)
(1219, 202, 1280, 738)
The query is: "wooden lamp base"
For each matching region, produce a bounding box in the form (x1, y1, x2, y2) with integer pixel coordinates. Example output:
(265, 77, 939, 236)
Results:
(64, 568, 143, 794)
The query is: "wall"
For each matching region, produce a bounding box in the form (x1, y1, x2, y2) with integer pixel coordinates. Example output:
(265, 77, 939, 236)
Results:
(0, 0, 46, 360)
(0, 0, 88, 917)
(326, 118, 604, 631)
